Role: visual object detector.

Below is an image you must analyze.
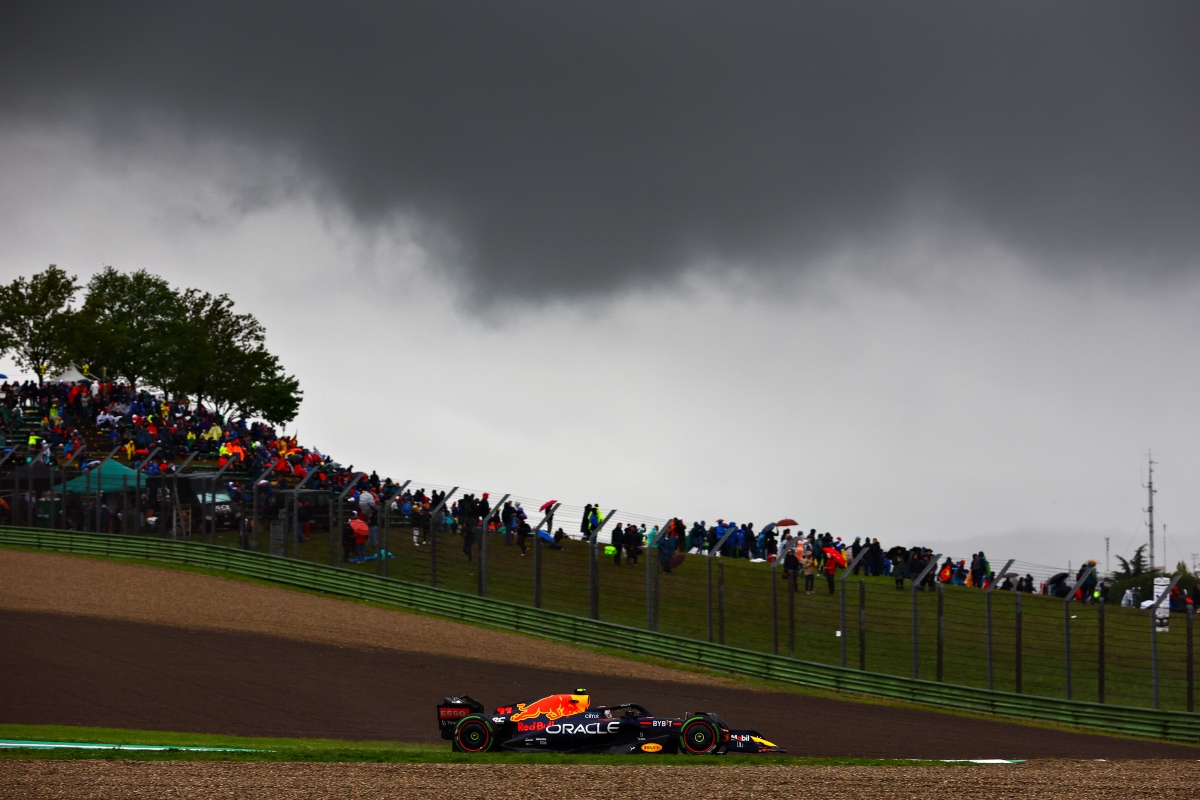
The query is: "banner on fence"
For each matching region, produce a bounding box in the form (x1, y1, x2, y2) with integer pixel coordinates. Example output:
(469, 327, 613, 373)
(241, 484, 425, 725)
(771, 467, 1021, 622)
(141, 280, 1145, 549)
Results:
(1154, 576, 1171, 632)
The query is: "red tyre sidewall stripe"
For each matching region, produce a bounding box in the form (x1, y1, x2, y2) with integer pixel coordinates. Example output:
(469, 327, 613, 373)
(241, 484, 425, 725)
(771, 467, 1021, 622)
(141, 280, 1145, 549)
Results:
(681, 720, 715, 754)
(457, 719, 491, 753)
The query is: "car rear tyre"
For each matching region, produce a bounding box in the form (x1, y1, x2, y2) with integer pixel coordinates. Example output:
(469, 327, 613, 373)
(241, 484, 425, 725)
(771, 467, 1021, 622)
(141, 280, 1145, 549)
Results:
(679, 717, 720, 755)
(454, 717, 493, 753)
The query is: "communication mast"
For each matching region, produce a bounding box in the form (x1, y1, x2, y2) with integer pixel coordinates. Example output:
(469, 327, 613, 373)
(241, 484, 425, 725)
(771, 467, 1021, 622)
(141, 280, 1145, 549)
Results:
(1143, 451, 1156, 572)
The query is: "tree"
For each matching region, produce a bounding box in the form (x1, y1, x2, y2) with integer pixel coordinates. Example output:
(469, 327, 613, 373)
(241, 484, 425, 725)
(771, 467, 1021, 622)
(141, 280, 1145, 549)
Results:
(212, 346, 302, 425)
(1115, 544, 1149, 580)
(67, 267, 183, 388)
(0, 265, 79, 383)
(163, 289, 302, 424)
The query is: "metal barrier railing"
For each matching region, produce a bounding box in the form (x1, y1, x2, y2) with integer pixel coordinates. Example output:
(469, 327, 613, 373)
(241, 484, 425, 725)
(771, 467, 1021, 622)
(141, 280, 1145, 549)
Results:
(1, 525, 1197, 742)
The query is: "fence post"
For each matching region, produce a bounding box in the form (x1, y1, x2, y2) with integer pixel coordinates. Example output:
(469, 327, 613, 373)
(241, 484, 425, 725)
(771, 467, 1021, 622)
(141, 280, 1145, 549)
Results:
(910, 554, 941, 679)
(479, 494, 510, 599)
(985, 559, 1014, 691)
(1098, 596, 1106, 703)
(533, 502, 556, 608)
(61, 446, 87, 532)
(936, 583, 944, 682)
(1187, 601, 1194, 713)
(379, 496, 389, 577)
(771, 558, 778, 655)
(1063, 565, 1094, 700)
(587, 508, 616, 620)
(334, 472, 365, 568)
(707, 550, 714, 643)
(1015, 588, 1024, 693)
(427, 488, 458, 589)
(718, 557, 726, 645)
(705, 529, 735, 643)
(859, 578, 866, 671)
(645, 526, 664, 631)
(207, 456, 237, 545)
(840, 547, 870, 668)
(1150, 574, 1182, 709)
(788, 572, 796, 658)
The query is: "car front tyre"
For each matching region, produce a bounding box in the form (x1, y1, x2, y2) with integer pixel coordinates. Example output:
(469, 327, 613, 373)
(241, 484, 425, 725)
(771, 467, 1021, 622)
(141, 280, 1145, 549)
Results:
(679, 717, 720, 755)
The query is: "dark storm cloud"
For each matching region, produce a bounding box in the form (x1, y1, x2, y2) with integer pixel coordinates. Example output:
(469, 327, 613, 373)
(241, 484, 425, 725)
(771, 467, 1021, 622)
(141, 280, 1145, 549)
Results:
(2, 1, 1198, 297)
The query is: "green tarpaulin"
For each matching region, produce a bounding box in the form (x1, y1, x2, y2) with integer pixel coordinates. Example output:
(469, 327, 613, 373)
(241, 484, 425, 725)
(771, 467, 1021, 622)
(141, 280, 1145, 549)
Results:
(62, 460, 141, 494)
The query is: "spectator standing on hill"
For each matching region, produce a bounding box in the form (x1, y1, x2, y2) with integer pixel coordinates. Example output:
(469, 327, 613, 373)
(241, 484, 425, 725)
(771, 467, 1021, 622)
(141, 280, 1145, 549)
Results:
(1078, 560, 1098, 603)
(870, 538, 884, 575)
(611, 522, 624, 565)
(351, 511, 369, 561)
(782, 543, 798, 582)
(968, 552, 983, 588)
(501, 500, 515, 546)
(516, 518, 531, 555)
(801, 547, 815, 594)
(459, 494, 476, 560)
(581, 504, 593, 539)
(477, 493, 491, 528)
(822, 546, 838, 594)
(625, 524, 642, 565)
(658, 524, 678, 573)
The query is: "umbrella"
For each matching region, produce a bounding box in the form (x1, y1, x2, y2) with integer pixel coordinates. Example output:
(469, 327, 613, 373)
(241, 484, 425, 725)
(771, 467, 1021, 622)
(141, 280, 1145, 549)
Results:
(349, 518, 369, 538)
(537, 529, 554, 542)
(667, 553, 686, 570)
(540, 499, 558, 512)
(761, 522, 776, 535)
(0, 374, 7, 379)
(776, 518, 798, 527)
(823, 547, 847, 567)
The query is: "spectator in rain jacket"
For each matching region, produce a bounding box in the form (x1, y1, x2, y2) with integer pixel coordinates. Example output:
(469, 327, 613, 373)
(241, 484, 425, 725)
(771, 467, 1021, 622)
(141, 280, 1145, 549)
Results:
(822, 547, 838, 594)
(658, 525, 677, 573)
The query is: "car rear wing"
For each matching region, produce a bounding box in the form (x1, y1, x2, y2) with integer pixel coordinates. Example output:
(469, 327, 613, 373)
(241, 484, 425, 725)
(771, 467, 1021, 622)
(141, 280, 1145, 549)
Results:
(438, 695, 485, 739)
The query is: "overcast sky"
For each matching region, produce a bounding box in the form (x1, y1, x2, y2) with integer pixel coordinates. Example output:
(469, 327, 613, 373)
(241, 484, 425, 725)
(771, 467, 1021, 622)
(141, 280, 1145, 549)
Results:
(1, 2, 1198, 572)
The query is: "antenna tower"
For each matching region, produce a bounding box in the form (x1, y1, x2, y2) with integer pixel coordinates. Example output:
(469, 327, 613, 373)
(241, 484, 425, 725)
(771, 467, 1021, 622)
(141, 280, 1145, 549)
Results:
(1143, 451, 1156, 572)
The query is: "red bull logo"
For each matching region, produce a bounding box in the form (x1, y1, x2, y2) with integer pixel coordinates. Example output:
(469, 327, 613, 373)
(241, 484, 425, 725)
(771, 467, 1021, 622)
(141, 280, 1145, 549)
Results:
(510, 693, 590, 722)
(516, 721, 546, 732)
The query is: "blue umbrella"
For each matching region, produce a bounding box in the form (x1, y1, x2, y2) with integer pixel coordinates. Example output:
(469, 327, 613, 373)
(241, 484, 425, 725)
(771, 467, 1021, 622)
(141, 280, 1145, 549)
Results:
(761, 522, 777, 534)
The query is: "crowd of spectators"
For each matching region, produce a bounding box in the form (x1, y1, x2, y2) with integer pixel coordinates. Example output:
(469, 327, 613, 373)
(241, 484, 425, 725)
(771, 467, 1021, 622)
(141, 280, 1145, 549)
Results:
(0, 377, 1151, 604)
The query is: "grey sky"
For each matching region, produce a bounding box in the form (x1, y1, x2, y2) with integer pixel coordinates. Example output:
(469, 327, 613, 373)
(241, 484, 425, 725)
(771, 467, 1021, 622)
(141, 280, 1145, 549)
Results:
(0, 3, 1197, 571)
(3, 2, 1198, 300)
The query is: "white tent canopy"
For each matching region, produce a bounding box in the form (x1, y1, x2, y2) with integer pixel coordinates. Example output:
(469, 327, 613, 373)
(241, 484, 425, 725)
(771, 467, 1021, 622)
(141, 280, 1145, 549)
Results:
(49, 363, 86, 383)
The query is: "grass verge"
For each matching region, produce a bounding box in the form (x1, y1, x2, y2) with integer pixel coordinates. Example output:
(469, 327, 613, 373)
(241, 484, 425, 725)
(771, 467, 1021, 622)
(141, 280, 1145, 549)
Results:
(0, 724, 949, 766)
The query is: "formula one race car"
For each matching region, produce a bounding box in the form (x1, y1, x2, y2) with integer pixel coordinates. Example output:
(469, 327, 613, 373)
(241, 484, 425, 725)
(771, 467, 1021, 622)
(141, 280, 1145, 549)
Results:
(437, 690, 783, 755)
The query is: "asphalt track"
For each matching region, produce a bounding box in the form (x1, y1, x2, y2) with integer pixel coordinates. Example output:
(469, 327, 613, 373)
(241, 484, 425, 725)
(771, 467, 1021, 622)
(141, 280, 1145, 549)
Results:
(1, 609, 1195, 759)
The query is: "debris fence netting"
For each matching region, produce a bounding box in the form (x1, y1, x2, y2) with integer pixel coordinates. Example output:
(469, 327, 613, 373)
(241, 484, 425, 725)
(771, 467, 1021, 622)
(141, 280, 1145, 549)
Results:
(25, 473, 1195, 714)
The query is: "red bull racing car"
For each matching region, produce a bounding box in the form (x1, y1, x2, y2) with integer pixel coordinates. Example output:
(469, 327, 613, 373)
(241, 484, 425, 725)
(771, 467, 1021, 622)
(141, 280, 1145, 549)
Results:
(438, 690, 783, 755)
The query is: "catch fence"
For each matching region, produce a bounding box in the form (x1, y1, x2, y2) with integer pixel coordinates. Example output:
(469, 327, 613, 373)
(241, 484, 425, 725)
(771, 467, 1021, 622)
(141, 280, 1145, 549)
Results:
(0, 524, 1196, 743)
